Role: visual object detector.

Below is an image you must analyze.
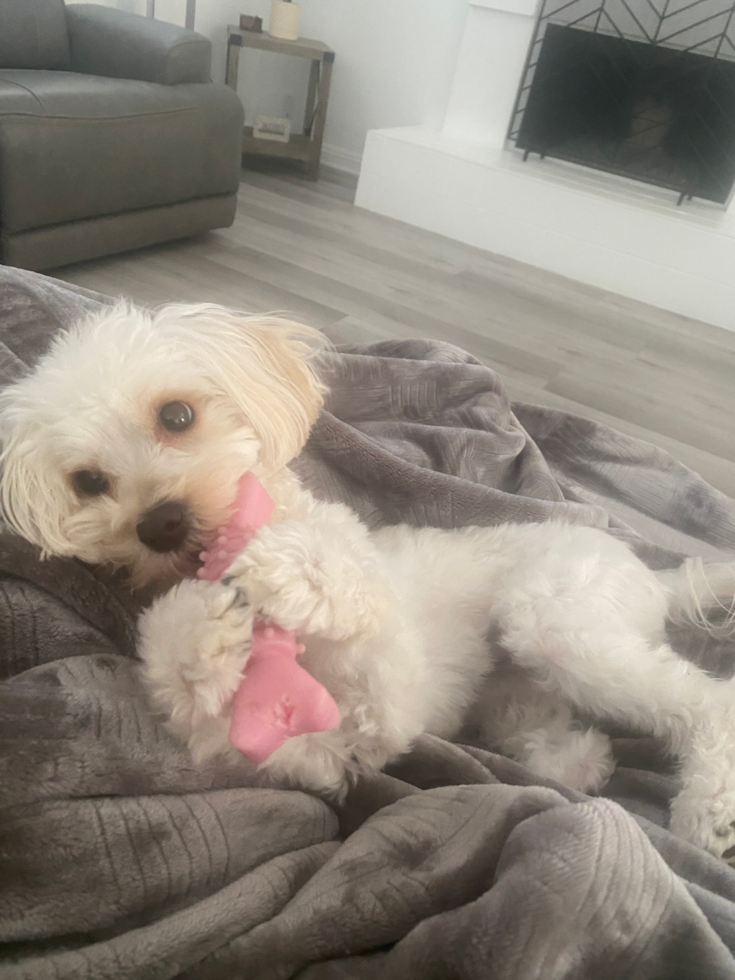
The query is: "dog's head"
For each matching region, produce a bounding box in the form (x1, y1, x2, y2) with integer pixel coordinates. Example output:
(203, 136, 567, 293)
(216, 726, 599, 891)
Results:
(0, 303, 325, 589)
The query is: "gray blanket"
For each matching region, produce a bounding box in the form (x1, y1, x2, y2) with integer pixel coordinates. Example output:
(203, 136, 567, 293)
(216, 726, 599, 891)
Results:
(2, 267, 735, 980)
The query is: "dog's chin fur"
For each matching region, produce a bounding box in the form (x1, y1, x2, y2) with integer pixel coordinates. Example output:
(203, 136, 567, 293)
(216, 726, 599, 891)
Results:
(4, 302, 735, 861)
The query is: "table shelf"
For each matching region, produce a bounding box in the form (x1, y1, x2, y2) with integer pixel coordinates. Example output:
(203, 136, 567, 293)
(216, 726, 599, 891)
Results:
(226, 26, 335, 180)
(242, 127, 312, 161)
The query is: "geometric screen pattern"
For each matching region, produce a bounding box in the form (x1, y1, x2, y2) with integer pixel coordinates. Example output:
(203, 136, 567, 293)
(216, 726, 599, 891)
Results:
(508, 1, 735, 203)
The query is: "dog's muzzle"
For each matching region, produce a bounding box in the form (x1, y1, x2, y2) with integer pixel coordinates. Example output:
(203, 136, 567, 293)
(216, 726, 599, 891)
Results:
(136, 500, 188, 553)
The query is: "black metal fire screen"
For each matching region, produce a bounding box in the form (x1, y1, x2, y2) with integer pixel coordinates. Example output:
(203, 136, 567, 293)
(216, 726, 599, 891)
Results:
(508, 1, 735, 204)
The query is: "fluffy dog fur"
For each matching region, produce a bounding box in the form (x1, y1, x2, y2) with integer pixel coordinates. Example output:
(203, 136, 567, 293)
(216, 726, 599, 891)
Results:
(2, 302, 735, 860)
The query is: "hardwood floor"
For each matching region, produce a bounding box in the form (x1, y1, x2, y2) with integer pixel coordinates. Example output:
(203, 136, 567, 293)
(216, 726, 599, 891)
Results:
(53, 164, 735, 498)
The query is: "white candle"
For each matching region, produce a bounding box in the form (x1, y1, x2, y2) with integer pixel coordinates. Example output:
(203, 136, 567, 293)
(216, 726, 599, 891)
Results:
(269, 1, 300, 40)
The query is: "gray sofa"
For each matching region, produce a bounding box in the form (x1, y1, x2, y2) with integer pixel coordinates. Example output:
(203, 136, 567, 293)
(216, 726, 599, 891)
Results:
(0, 0, 244, 270)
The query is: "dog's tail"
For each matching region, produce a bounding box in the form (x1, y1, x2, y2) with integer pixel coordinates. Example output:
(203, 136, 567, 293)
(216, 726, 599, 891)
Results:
(659, 558, 735, 636)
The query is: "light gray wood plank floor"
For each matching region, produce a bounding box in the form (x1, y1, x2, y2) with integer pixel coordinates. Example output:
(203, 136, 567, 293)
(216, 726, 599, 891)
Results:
(53, 164, 735, 498)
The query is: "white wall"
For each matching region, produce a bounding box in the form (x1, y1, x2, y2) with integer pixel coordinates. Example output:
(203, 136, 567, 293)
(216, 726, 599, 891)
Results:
(88, 0, 468, 172)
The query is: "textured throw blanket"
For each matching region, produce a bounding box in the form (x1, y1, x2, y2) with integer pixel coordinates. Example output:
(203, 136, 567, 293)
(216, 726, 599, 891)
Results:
(2, 267, 735, 979)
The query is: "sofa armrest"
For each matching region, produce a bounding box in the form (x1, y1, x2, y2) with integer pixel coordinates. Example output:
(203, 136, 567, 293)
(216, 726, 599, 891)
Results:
(66, 4, 211, 85)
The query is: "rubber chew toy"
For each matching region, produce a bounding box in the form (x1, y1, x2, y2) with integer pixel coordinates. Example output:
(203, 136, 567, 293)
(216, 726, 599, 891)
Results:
(197, 472, 276, 582)
(197, 473, 340, 764)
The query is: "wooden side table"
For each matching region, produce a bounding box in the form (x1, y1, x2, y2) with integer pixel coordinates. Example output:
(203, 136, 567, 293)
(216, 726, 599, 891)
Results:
(225, 26, 335, 181)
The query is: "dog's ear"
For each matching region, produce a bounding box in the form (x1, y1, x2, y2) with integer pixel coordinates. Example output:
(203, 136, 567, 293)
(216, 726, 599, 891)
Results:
(0, 412, 71, 555)
(159, 306, 327, 471)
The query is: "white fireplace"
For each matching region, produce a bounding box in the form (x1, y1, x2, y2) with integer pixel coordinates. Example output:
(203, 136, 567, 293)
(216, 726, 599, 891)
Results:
(355, 0, 735, 333)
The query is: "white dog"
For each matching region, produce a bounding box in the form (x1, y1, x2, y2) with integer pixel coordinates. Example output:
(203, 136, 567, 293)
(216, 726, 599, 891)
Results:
(2, 302, 735, 860)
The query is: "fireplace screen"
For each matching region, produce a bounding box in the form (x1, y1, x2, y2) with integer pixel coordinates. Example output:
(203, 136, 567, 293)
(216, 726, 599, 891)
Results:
(508, 1, 735, 204)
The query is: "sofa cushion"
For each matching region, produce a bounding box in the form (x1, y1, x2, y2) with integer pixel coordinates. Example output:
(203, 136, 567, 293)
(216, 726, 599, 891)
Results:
(0, 70, 244, 235)
(0, 0, 70, 71)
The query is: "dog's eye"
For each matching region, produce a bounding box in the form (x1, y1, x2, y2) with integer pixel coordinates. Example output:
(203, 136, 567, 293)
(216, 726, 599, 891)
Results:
(72, 470, 109, 497)
(159, 401, 195, 433)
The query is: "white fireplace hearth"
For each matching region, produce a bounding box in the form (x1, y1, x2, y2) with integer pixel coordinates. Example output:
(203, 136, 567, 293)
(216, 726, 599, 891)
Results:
(355, 0, 735, 333)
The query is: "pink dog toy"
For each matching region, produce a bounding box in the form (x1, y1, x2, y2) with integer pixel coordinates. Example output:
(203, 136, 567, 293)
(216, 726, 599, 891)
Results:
(197, 473, 340, 764)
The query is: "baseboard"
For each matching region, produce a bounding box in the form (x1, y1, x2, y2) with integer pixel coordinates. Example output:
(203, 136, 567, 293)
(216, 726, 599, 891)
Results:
(319, 142, 362, 176)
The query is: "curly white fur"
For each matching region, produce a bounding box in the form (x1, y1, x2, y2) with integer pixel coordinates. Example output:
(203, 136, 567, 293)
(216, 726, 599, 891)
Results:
(2, 302, 735, 860)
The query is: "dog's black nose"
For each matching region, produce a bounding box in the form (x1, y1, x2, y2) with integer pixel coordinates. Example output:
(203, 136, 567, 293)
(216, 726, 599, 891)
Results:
(136, 500, 188, 553)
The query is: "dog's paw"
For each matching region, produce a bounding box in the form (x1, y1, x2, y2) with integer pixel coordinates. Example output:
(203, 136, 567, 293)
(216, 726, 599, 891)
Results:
(139, 578, 254, 744)
(260, 730, 352, 799)
(226, 520, 380, 640)
(507, 725, 615, 794)
(554, 728, 616, 794)
(669, 780, 735, 862)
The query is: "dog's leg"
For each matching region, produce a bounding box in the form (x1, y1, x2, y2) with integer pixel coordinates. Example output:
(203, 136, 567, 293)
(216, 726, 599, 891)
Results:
(473, 663, 614, 793)
(225, 501, 385, 641)
(138, 578, 255, 761)
(498, 607, 735, 856)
